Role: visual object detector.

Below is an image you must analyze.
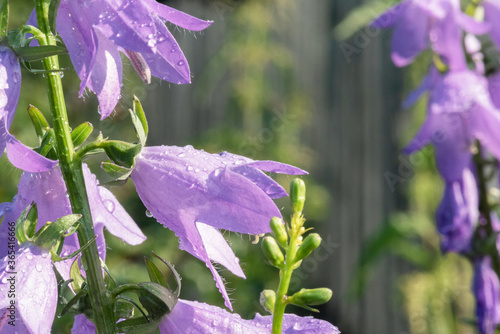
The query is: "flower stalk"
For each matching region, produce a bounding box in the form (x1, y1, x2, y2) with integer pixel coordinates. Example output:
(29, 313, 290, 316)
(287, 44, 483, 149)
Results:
(35, 0, 115, 332)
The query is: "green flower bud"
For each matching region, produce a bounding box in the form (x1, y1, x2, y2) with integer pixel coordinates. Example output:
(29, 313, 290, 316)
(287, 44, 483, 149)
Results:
(294, 233, 321, 263)
(289, 288, 332, 306)
(290, 178, 306, 214)
(270, 217, 288, 247)
(101, 140, 142, 168)
(259, 289, 276, 313)
(262, 236, 284, 267)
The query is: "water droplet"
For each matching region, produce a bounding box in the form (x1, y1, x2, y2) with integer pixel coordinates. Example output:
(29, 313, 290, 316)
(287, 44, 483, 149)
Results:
(145, 210, 153, 218)
(219, 151, 227, 157)
(41, 252, 48, 258)
(234, 257, 240, 264)
(35, 264, 43, 272)
(195, 168, 200, 173)
(26, 254, 33, 260)
(177, 60, 185, 66)
(12, 72, 20, 83)
(187, 166, 194, 171)
(103, 200, 115, 213)
(177, 153, 186, 158)
(1, 277, 8, 283)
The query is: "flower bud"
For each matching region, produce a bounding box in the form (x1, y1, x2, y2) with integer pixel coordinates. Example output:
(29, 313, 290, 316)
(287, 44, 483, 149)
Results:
(289, 288, 332, 306)
(262, 236, 284, 267)
(290, 178, 306, 214)
(295, 233, 321, 263)
(260, 289, 276, 313)
(270, 217, 288, 247)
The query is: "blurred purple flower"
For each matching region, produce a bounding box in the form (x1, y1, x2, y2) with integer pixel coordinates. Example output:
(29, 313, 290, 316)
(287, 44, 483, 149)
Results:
(473, 257, 500, 334)
(372, 0, 488, 69)
(131, 145, 307, 309)
(158, 299, 340, 333)
(0, 45, 56, 172)
(0, 164, 146, 279)
(435, 165, 478, 252)
(50, 0, 211, 119)
(403, 70, 500, 251)
(484, 0, 500, 51)
(0, 243, 56, 334)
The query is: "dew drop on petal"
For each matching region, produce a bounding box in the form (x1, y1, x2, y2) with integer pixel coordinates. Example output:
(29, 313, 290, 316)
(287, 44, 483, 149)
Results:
(1, 277, 8, 284)
(177, 153, 186, 158)
(177, 60, 185, 66)
(145, 210, 153, 218)
(35, 264, 43, 272)
(26, 254, 33, 260)
(103, 200, 115, 213)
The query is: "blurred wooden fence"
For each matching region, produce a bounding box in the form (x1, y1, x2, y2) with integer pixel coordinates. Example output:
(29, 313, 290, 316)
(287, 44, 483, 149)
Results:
(142, 0, 409, 333)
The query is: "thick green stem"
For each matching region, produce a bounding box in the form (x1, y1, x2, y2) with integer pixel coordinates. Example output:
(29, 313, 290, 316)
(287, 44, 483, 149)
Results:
(272, 214, 302, 333)
(35, 1, 115, 333)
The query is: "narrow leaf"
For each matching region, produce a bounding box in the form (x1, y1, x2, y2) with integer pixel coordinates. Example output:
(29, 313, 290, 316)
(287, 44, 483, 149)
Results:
(27, 105, 49, 144)
(129, 96, 148, 146)
(71, 122, 93, 147)
(48, 0, 61, 34)
(138, 282, 177, 312)
(34, 214, 81, 249)
(70, 256, 85, 293)
(145, 257, 168, 289)
(151, 251, 182, 297)
(101, 161, 132, 180)
(14, 45, 67, 62)
(0, 0, 9, 38)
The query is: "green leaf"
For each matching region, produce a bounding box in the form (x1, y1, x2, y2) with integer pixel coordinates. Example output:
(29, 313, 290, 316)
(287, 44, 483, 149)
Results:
(60, 288, 87, 317)
(138, 282, 177, 319)
(70, 256, 85, 294)
(151, 252, 182, 297)
(115, 316, 160, 334)
(145, 257, 168, 288)
(27, 105, 50, 144)
(13, 45, 67, 62)
(101, 161, 132, 181)
(7, 28, 25, 49)
(102, 140, 141, 168)
(48, 0, 61, 34)
(34, 214, 82, 249)
(71, 122, 93, 147)
(39, 129, 56, 157)
(129, 96, 148, 146)
(0, 0, 9, 38)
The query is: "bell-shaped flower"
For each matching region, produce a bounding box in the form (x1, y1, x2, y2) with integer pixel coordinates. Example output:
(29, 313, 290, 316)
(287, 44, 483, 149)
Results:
(0, 242, 56, 334)
(0, 45, 56, 173)
(131, 145, 307, 309)
(0, 164, 146, 279)
(43, 0, 212, 119)
(473, 256, 500, 334)
(158, 299, 340, 334)
(403, 70, 500, 251)
(435, 165, 478, 252)
(372, 0, 488, 69)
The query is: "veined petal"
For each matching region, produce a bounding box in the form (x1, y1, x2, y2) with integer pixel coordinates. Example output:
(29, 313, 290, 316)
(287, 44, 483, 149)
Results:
(88, 27, 123, 120)
(159, 299, 340, 333)
(0, 243, 57, 334)
(143, 0, 212, 31)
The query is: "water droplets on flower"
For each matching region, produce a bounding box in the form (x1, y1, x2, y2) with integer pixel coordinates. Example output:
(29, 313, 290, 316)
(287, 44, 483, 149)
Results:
(145, 210, 153, 218)
(35, 264, 43, 272)
(103, 199, 115, 213)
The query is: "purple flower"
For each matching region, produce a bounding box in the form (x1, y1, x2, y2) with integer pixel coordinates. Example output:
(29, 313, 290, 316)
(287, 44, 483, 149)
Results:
(473, 257, 500, 334)
(0, 164, 146, 279)
(0, 46, 56, 172)
(158, 299, 340, 334)
(372, 0, 488, 69)
(435, 165, 478, 252)
(403, 70, 500, 251)
(50, 0, 211, 119)
(131, 145, 307, 309)
(0, 243, 56, 334)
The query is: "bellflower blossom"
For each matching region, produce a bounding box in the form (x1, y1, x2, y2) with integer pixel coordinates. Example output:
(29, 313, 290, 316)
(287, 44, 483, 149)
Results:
(404, 70, 500, 251)
(372, 0, 488, 69)
(0, 164, 146, 279)
(0, 45, 57, 173)
(473, 257, 500, 334)
(0, 243, 56, 333)
(48, 0, 212, 119)
(131, 145, 307, 309)
(158, 299, 340, 334)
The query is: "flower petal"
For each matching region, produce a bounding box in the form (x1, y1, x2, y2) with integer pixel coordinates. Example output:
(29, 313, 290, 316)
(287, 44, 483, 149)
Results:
(71, 314, 96, 334)
(159, 299, 340, 333)
(5, 132, 58, 172)
(143, 0, 212, 31)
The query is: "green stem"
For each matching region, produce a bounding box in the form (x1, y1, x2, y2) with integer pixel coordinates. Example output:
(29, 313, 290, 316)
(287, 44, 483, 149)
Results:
(272, 214, 302, 333)
(35, 1, 115, 333)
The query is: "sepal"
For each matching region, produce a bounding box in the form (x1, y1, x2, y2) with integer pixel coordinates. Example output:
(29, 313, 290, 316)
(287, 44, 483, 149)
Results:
(33, 213, 81, 249)
(27, 104, 50, 144)
(129, 96, 148, 147)
(71, 122, 93, 147)
(15, 203, 38, 244)
(137, 282, 178, 319)
(101, 140, 141, 168)
(260, 289, 276, 314)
